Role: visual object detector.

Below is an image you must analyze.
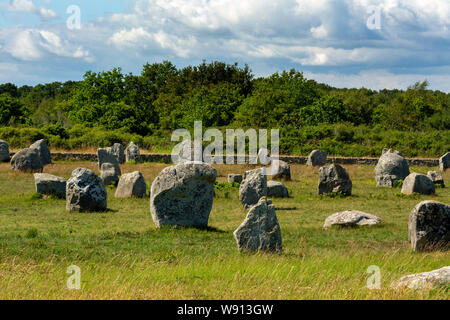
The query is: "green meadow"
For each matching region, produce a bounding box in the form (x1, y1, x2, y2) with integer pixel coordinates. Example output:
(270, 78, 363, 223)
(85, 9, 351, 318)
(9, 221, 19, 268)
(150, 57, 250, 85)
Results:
(0, 162, 448, 299)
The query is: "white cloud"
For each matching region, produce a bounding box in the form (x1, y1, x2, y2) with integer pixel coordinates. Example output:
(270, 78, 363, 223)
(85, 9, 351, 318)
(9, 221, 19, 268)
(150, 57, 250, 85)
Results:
(8, 0, 58, 20)
(4, 30, 42, 60)
(2, 29, 92, 61)
(0, 0, 448, 90)
(304, 69, 450, 92)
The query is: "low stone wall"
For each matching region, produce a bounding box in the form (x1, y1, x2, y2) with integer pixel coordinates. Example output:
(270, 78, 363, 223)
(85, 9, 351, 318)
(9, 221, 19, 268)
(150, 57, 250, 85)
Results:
(8, 152, 438, 167)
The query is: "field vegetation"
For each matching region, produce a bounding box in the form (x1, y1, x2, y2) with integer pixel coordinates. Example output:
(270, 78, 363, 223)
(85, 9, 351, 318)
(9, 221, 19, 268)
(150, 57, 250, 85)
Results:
(0, 162, 448, 299)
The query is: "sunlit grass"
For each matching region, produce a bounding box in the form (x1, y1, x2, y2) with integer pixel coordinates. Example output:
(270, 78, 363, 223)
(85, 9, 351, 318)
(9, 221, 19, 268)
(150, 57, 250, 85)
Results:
(0, 162, 448, 300)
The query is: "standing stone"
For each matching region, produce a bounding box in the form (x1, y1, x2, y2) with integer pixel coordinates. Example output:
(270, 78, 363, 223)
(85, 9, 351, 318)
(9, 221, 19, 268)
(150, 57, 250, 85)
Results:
(401, 173, 435, 195)
(29, 139, 51, 166)
(97, 147, 121, 175)
(34, 173, 66, 199)
(375, 149, 410, 187)
(318, 164, 352, 196)
(228, 174, 243, 184)
(271, 159, 291, 180)
(112, 143, 125, 164)
(126, 141, 140, 162)
(66, 168, 107, 212)
(427, 171, 445, 188)
(150, 162, 217, 228)
(258, 147, 271, 164)
(115, 171, 147, 198)
(176, 140, 203, 163)
(233, 197, 282, 253)
(307, 150, 327, 167)
(10, 148, 43, 172)
(100, 163, 120, 186)
(408, 201, 450, 252)
(323, 210, 381, 229)
(390, 267, 450, 290)
(239, 168, 268, 209)
(440, 152, 450, 171)
(267, 181, 289, 198)
(0, 140, 10, 162)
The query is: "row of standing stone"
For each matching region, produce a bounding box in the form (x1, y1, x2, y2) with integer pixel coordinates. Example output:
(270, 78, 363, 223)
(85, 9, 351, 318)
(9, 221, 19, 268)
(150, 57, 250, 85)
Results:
(3, 138, 449, 254)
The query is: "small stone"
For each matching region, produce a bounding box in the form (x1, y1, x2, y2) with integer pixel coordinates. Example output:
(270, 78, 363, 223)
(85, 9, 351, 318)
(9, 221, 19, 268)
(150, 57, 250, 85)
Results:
(233, 197, 282, 253)
(126, 141, 140, 162)
(115, 171, 146, 198)
(318, 164, 352, 196)
(408, 200, 450, 252)
(112, 143, 125, 164)
(307, 150, 327, 167)
(390, 267, 450, 290)
(439, 152, 450, 171)
(66, 168, 107, 212)
(375, 149, 410, 187)
(10, 148, 43, 172)
(34, 173, 66, 199)
(401, 173, 435, 195)
(258, 148, 271, 164)
(29, 139, 51, 166)
(97, 147, 121, 175)
(271, 159, 291, 180)
(100, 162, 120, 186)
(323, 210, 382, 229)
(427, 171, 445, 188)
(267, 181, 289, 198)
(239, 168, 268, 209)
(228, 174, 243, 184)
(0, 139, 10, 162)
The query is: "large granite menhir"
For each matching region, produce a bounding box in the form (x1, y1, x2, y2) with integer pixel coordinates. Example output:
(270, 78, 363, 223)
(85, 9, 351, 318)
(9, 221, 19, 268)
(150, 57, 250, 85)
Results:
(233, 197, 282, 253)
(66, 168, 107, 212)
(408, 201, 450, 252)
(150, 162, 217, 228)
(375, 149, 410, 187)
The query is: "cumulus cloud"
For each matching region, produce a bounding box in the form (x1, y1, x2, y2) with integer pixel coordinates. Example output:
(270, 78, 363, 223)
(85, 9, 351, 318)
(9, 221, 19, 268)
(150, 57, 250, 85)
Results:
(8, 0, 58, 20)
(0, 0, 448, 90)
(3, 29, 92, 62)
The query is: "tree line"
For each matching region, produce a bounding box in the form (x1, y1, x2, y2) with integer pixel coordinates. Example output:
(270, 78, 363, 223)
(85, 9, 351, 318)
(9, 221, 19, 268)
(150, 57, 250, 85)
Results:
(0, 61, 449, 156)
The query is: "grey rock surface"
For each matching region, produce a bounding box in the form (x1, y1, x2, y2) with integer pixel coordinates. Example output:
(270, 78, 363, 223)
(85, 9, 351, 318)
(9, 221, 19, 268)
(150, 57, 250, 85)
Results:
(267, 181, 289, 198)
(29, 139, 51, 166)
(427, 171, 445, 188)
(115, 171, 146, 198)
(401, 173, 435, 195)
(10, 148, 43, 172)
(97, 147, 121, 175)
(239, 168, 268, 209)
(228, 174, 243, 184)
(258, 147, 271, 164)
(126, 141, 140, 162)
(150, 162, 217, 228)
(66, 168, 107, 212)
(233, 197, 282, 252)
(0, 139, 10, 162)
(34, 173, 66, 198)
(323, 210, 381, 229)
(271, 159, 291, 180)
(440, 152, 450, 171)
(318, 164, 352, 196)
(100, 162, 120, 186)
(112, 143, 125, 164)
(391, 266, 450, 290)
(307, 150, 327, 166)
(408, 200, 450, 252)
(375, 149, 410, 187)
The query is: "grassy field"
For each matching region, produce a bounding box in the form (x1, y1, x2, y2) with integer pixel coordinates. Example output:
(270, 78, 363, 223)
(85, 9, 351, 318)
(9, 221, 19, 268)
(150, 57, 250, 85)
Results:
(0, 161, 448, 300)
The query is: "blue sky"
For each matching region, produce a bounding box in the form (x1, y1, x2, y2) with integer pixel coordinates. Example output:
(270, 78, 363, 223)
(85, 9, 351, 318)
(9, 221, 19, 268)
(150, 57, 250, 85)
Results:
(0, 0, 449, 91)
